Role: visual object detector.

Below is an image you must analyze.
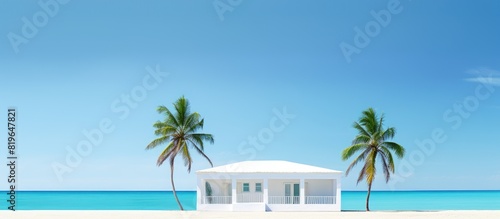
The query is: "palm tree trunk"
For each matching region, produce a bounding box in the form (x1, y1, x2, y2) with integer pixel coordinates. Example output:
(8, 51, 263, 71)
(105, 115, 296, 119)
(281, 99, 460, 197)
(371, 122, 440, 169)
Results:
(366, 181, 372, 211)
(170, 163, 184, 210)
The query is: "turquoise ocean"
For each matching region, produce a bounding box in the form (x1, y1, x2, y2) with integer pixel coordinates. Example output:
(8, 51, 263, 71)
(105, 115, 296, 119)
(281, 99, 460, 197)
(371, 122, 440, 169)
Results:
(2, 191, 500, 211)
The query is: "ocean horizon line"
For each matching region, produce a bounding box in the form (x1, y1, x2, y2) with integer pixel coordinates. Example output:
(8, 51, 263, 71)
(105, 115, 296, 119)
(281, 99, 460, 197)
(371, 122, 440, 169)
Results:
(4, 189, 500, 192)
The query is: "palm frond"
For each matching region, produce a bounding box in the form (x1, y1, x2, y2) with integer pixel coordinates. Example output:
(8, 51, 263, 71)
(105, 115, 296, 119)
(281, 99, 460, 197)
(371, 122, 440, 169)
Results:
(352, 134, 371, 145)
(360, 108, 378, 134)
(341, 143, 369, 160)
(165, 109, 180, 128)
(187, 139, 214, 167)
(383, 141, 405, 158)
(187, 134, 203, 150)
(181, 141, 193, 172)
(377, 113, 385, 134)
(156, 105, 168, 114)
(154, 125, 176, 136)
(185, 113, 201, 130)
(345, 147, 370, 176)
(185, 117, 204, 134)
(156, 141, 176, 166)
(189, 133, 214, 150)
(157, 105, 180, 128)
(146, 136, 169, 150)
(174, 96, 190, 125)
(153, 120, 166, 129)
(379, 146, 395, 172)
(353, 122, 370, 137)
(364, 150, 377, 184)
(377, 149, 391, 182)
(382, 127, 396, 141)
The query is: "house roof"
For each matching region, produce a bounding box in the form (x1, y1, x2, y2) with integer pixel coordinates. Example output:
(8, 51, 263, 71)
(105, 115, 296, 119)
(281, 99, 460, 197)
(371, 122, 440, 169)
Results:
(196, 160, 342, 174)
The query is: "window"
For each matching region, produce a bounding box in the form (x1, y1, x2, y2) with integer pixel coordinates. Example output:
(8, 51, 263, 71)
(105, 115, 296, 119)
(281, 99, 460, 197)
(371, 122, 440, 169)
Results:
(255, 183, 262, 192)
(243, 183, 250, 192)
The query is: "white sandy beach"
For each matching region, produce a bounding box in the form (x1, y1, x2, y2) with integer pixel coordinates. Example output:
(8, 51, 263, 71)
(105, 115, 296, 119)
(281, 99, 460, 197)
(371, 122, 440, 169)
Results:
(1, 210, 500, 219)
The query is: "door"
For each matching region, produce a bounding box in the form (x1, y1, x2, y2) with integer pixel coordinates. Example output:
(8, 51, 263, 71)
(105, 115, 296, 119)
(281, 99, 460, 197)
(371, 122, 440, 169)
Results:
(284, 183, 300, 204)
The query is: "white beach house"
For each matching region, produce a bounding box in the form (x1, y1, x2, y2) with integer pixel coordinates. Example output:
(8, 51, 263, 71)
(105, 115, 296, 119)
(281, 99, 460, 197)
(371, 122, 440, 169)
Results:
(196, 160, 342, 212)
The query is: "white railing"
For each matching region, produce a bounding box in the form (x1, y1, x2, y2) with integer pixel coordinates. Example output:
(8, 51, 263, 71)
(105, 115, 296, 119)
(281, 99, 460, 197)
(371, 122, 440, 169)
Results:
(201, 195, 335, 205)
(305, 196, 336, 204)
(268, 196, 300, 204)
(202, 196, 232, 204)
(236, 193, 263, 203)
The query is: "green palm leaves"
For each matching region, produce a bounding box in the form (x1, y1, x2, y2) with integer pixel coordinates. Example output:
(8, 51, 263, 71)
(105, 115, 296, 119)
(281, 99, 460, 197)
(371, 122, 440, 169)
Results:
(146, 96, 214, 210)
(341, 108, 405, 211)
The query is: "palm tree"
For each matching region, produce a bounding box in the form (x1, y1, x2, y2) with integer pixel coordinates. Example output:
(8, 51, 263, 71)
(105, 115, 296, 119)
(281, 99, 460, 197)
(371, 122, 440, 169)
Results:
(146, 96, 214, 210)
(341, 108, 405, 211)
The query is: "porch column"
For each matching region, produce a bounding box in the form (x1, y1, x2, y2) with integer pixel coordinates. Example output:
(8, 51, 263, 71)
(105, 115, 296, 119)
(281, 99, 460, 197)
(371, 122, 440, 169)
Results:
(231, 178, 237, 204)
(197, 177, 203, 207)
(335, 177, 341, 206)
(263, 178, 269, 204)
(300, 178, 305, 204)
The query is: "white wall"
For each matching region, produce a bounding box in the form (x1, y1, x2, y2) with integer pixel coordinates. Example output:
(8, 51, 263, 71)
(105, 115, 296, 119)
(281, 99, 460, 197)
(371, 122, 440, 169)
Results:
(305, 179, 334, 196)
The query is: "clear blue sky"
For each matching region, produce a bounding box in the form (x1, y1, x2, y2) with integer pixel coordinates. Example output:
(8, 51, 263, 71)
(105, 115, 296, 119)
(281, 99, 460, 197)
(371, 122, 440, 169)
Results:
(1, 0, 499, 191)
